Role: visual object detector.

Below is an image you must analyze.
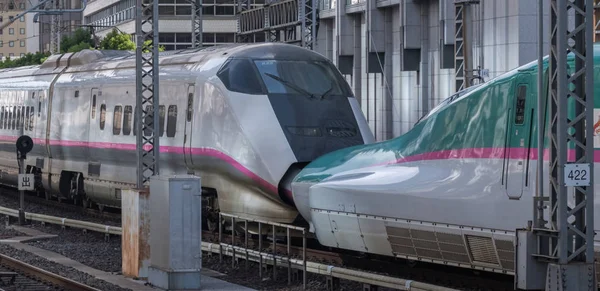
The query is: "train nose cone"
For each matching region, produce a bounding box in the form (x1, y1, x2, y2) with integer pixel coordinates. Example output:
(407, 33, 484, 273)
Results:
(291, 181, 315, 231)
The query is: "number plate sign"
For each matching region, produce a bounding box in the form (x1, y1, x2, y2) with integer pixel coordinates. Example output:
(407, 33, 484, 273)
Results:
(18, 174, 35, 191)
(564, 163, 591, 187)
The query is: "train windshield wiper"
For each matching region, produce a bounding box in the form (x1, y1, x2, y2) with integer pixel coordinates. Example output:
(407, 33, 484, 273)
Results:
(264, 73, 316, 99)
(320, 84, 333, 100)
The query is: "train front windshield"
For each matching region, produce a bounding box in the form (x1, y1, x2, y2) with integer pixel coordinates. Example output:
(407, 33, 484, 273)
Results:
(218, 58, 353, 97)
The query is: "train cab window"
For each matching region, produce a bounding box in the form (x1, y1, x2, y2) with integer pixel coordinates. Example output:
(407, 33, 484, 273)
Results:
(217, 59, 263, 94)
(167, 105, 177, 138)
(113, 106, 123, 135)
(123, 106, 132, 136)
(515, 85, 527, 125)
(99, 104, 106, 130)
(253, 59, 350, 96)
(91, 95, 97, 119)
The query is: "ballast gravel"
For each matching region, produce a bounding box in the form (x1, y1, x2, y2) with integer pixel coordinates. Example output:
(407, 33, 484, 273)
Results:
(23, 221, 122, 273)
(0, 244, 132, 291)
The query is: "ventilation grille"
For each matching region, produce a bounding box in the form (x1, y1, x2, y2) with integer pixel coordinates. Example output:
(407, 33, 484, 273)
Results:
(465, 235, 499, 265)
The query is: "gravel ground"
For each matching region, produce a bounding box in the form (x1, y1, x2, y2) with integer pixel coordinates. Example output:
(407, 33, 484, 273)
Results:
(0, 244, 132, 291)
(0, 188, 121, 226)
(22, 221, 122, 273)
(202, 253, 371, 291)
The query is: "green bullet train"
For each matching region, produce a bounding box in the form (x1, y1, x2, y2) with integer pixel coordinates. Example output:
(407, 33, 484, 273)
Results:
(290, 45, 600, 278)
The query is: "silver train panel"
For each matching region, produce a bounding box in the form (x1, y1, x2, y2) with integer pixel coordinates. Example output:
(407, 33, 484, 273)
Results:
(305, 158, 600, 278)
(0, 44, 373, 224)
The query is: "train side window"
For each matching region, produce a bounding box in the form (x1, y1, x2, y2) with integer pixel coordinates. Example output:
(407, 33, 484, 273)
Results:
(515, 85, 527, 125)
(11, 106, 15, 130)
(167, 105, 177, 137)
(159, 105, 165, 137)
(123, 105, 132, 136)
(29, 106, 34, 130)
(99, 104, 106, 130)
(91, 95, 97, 119)
(25, 106, 30, 131)
(142, 105, 165, 137)
(186, 93, 193, 122)
(16, 106, 21, 130)
(133, 106, 137, 136)
(113, 106, 123, 135)
(0, 106, 4, 130)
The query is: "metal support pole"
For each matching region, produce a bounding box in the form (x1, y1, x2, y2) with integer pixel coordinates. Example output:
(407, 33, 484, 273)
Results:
(136, 0, 160, 188)
(190, 0, 203, 48)
(300, 0, 317, 50)
(50, 0, 61, 54)
(542, 0, 596, 288)
(236, 0, 251, 43)
(453, 0, 478, 92)
(18, 154, 24, 225)
(534, 0, 547, 232)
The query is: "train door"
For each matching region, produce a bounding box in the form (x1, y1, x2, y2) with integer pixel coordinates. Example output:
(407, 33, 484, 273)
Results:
(34, 90, 48, 156)
(183, 84, 195, 169)
(88, 88, 99, 161)
(504, 74, 534, 200)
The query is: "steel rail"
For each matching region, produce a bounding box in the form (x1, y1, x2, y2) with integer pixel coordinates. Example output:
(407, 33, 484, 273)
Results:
(0, 206, 460, 291)
(0, 253, 101, 291)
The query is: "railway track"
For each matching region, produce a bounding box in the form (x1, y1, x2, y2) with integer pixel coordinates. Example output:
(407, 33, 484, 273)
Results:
(0, 190, 515, 291)
(0, 185, 121, 222)
(0, 253, 100, 291)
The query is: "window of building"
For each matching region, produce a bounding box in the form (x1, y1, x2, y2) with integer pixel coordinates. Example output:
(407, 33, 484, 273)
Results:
(19, 28, 24, 35)
(0, 41, 3, 47)
(9, 41, 13, 47)
(113, 106, 122, 135)
(8, 28, 13, 35)
(123, 105, 132, 135)
(167, 105, 177, 137)
(19, 16, 24, 22)
(19, 3, 24, 9)
(20, 41, 24, 47)
(20, 53, 24, 57)
(99, 104, 106, 130)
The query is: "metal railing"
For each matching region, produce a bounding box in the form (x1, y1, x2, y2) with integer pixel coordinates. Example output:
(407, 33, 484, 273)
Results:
(218, 212, 308, 289)
(0, 206, 460, 291)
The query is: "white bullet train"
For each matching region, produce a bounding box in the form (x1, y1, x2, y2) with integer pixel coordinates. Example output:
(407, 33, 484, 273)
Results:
(291, 46, 600, 280)
(0, 43, 374, 227)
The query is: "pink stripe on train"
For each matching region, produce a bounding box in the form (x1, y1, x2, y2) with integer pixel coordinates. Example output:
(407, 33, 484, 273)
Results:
(370, 147, 600, 167)
(0, 135, 281, 196)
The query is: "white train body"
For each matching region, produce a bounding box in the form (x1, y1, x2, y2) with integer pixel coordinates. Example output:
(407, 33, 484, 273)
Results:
(291, 53, 600, 280)
(0, 43, 374, 224)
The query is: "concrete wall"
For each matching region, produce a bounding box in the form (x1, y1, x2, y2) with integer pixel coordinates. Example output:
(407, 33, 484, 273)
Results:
(316, 0, 551, 141)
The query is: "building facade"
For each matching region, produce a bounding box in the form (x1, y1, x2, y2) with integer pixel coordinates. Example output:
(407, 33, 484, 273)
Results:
(37, 0, 83, 53)
(312, 0, 552, 140)
(83, 0, 266, 50)
(0, 0, 39, 59)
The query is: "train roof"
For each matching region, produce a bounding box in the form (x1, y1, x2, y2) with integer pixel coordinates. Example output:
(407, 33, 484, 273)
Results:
(0, 42, 330, 80)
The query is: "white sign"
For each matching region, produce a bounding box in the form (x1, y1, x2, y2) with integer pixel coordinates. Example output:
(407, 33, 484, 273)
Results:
(18, 174, 34, 191)
(564, 163, 591, 187)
